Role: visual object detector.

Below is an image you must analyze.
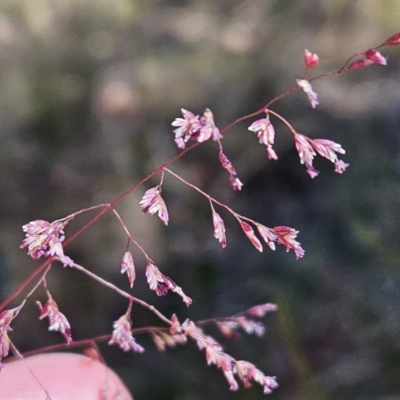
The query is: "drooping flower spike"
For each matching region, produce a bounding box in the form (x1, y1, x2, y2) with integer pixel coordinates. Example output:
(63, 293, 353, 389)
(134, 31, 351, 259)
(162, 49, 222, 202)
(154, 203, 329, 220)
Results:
(171, 108, 222, 149)
(182, 319, 278, 394)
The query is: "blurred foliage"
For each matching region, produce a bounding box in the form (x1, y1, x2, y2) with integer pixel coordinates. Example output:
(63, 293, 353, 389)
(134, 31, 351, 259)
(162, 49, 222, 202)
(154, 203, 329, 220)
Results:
(1, 1, 400, 399)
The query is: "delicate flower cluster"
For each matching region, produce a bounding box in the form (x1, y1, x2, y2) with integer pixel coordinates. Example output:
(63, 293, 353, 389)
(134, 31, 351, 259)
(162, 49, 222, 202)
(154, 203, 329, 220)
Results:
(181, 319, 278, 394)
(0, 308, 19, 370)
(121, 251, 136, 288)
(140, 186, 169, 226)
(294, 133, 349, 178)
(37, 293, 72, 344)
(248, 113, 278, 160)
(109, 314, 144, 353)
(146, 262, 192, 306)
(20, 219, 73, 267)
(172, 108, 222, 149)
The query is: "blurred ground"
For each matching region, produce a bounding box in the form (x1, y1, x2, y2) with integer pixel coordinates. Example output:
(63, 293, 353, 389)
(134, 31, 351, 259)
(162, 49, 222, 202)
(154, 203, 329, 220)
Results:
(1, 1, 400, 399)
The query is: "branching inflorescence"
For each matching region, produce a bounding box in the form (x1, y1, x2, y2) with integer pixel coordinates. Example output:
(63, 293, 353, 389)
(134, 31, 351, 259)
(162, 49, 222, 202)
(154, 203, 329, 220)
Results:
(1, 31, 399, 395)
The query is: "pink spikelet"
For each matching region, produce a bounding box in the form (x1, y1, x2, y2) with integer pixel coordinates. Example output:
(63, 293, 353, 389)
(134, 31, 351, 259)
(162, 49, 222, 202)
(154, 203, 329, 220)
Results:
(335, 159, 349, 174)
(20, 219, 73, 266)
(247, 303, 278, 317)
(311, 138, 345, 163)
(385, 31, 400, 46)
(229, 175, 244, 191)
(37, 293, 72, 344)
(365, 49, 387, 65)
(211, 204, 227, 248)
(239, 220, 263, 252)
(151, 331, 187, 352)
(109, 314, 144, 353)
(219, 151, 237, 175)
(296, 79, 319, 108)
(140, 186, 169, 226)
(146, 262, 192, 306)
(219, 150, 244, 190)
(294, 133, 319, 178)
(347, 59, 374, 70)
(0, 308, 19, 369)
(256, 223, 278, 250)
(171, 108, 222, 147)
(235, 360, 278, 394)
(311, 138, 349, 173)
(170, 313, 181, 335)
(271, 226, 305, 259)
(218, 316, 265, 337)
(304, 49, 319, 69)
(171, 108, 202, 148)
(248, 114, 278, 160)
(197, 108, 223, 142)
(121, 251, 136, 288)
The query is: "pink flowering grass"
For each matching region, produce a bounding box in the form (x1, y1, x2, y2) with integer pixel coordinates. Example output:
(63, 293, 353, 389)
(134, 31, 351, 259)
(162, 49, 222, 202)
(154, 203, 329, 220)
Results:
(0, 31, 399, 397)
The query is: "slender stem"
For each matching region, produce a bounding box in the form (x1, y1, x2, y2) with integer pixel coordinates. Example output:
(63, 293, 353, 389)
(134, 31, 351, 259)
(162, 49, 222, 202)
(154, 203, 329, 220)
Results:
(267, 109, 297, 135)
(111, 208, 150, 260)
(6, 326, 169, 361)
(164, 168, 239, 218)
(221, 108, 266, 134)
(25, 265, 52, 300)
(0, 260, 52, 311)
(70, 262, 171, 326)
(66, 204, 110, 220)
(64, 206, 111, 247)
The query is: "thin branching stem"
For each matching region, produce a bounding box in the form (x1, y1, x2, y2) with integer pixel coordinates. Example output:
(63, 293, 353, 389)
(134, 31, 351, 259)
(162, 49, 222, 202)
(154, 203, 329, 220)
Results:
(70, 262, 171, 326)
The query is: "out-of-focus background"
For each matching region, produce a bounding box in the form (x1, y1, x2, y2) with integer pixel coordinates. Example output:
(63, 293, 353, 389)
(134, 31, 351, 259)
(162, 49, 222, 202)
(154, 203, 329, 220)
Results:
(1, 1, 400, 399)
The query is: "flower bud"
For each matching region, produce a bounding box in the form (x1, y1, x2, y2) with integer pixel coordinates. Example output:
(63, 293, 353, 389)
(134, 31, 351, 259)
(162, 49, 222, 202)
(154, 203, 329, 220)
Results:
(347, 59, 374, 70)
(304, 49, 319, 68)
(365, 49, 387, 65)
(384, 31, 400, 46)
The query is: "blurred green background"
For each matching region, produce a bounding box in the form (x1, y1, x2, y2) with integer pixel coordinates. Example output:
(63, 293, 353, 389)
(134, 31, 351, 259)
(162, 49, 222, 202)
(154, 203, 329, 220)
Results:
(1, 1, 400, 399)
